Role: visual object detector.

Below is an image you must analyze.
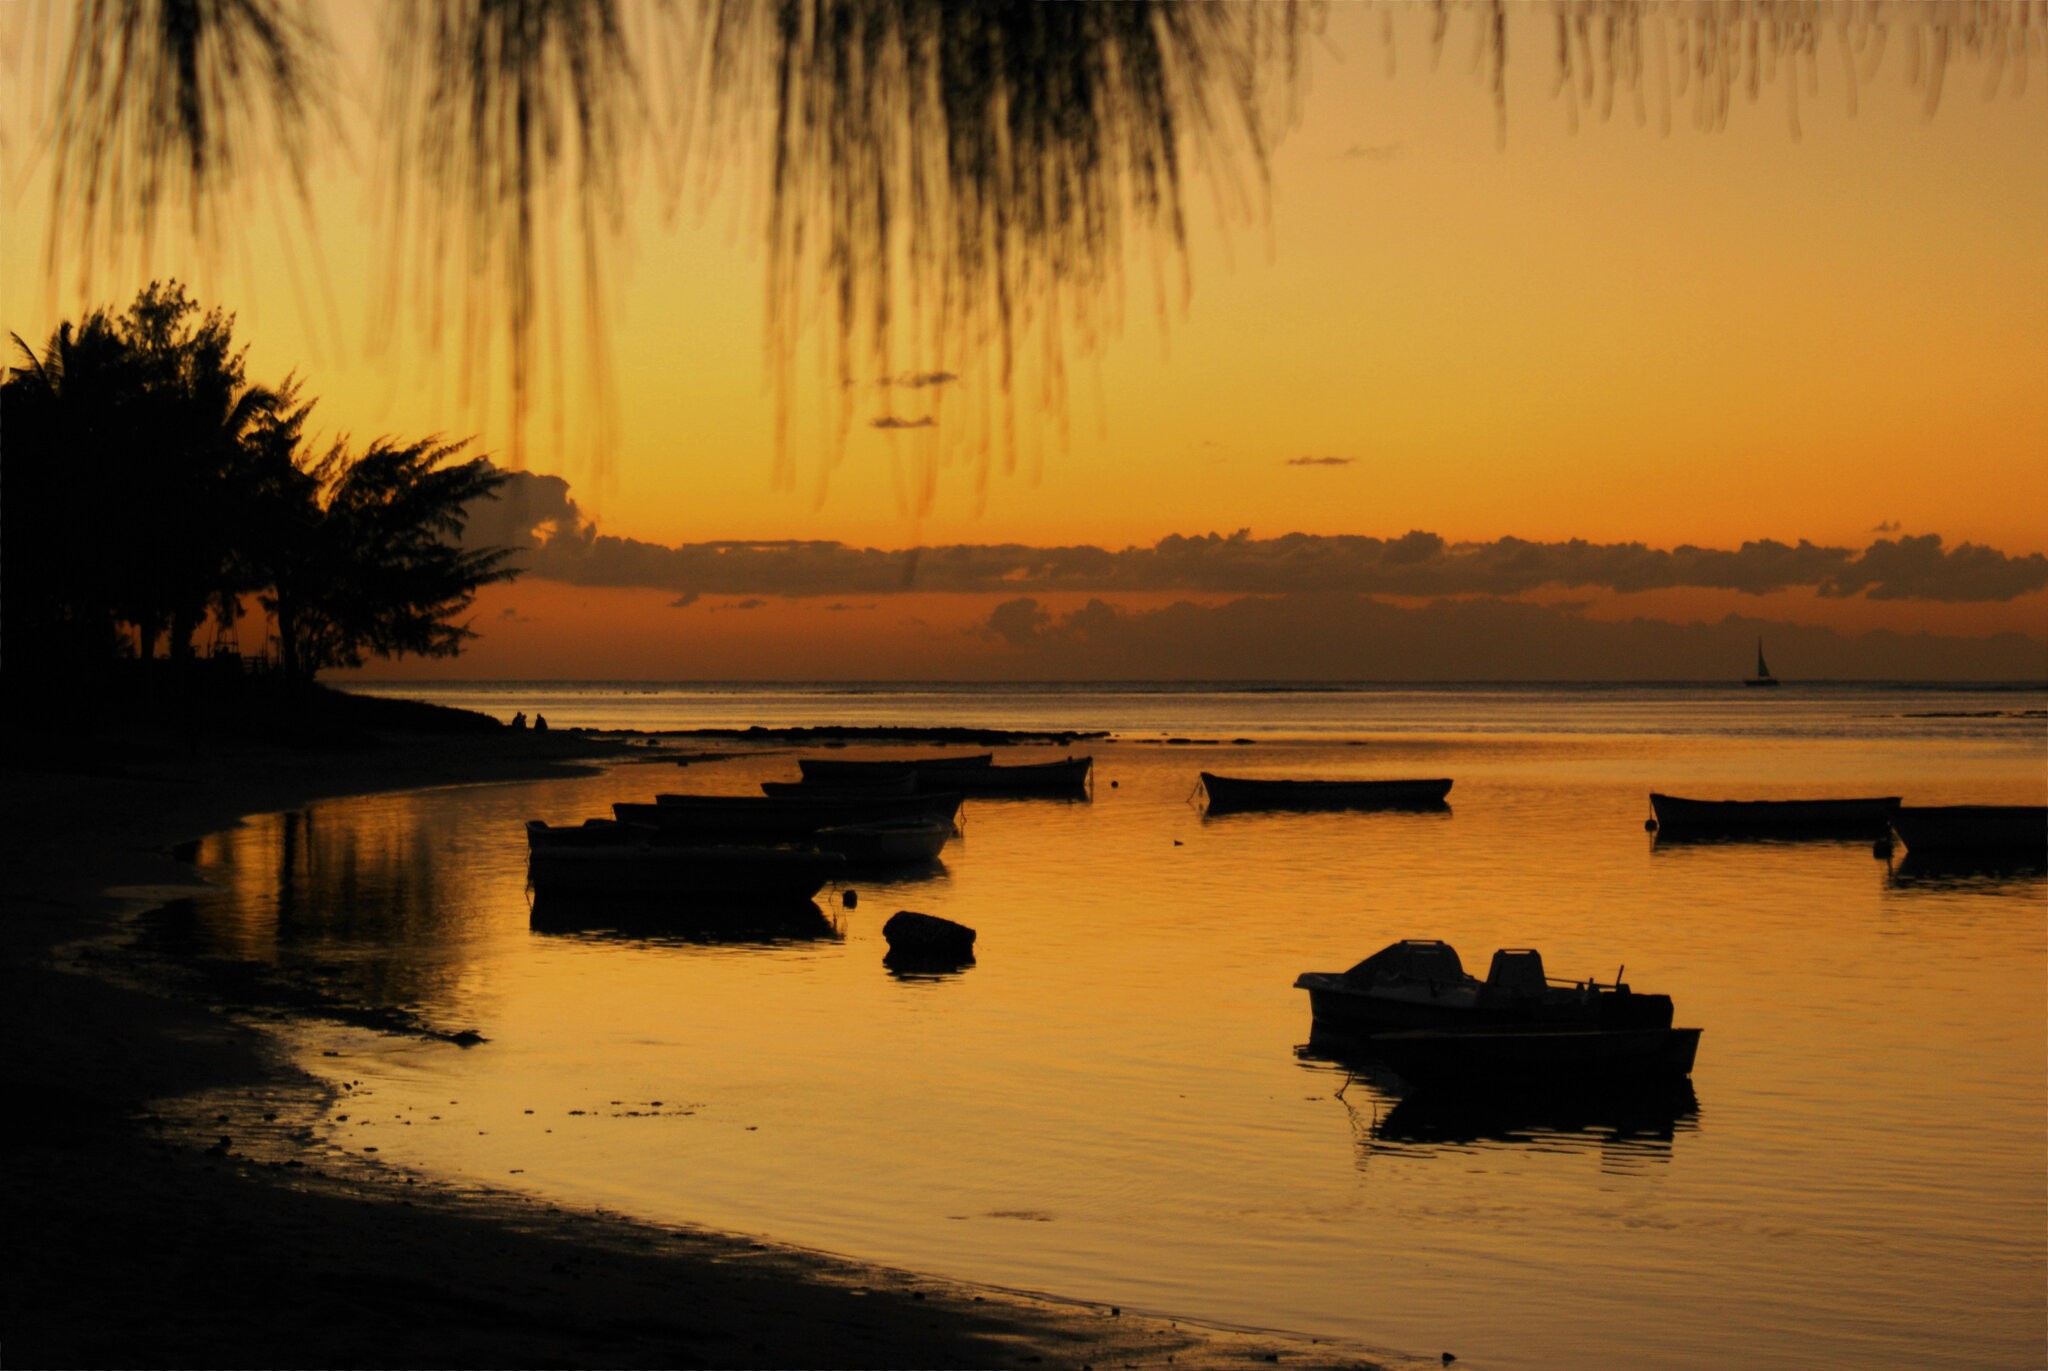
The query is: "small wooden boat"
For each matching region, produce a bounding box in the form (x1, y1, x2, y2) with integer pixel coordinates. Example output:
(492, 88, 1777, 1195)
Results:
(1890, 804, 2046, 857)
(761, 775, 917, 798)
(1368, 1026, 1703, 1091)
(617, 791, 963, 840)
(1201, 773, 1451, 814)
(1648, 793, 1900, 839)
(1744, 636, 1781, 687)
(814, 817, 954, 865)
(947, 755, 1092, 797)
(796, 753, 993, 785)
(528, 841, 844, 900)
(526, 817, 655, 849)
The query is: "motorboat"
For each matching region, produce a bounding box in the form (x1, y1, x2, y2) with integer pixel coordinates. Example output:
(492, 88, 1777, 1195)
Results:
(1201, 773, 1451, 814)
(1294, 939, 1674, 1034)
(1293, 939, 1701, 1091)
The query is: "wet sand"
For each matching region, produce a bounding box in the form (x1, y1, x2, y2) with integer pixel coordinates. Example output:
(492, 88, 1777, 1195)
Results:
(1, 724, 1407, 1370)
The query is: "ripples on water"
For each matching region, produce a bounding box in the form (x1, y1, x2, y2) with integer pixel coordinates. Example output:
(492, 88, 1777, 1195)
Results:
(168, 685, 2045, 1371)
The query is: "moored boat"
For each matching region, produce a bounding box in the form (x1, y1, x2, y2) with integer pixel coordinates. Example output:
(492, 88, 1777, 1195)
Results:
(525, 817, 655, 849)
(1648, 792, 1901, 839)
(947, 755, 1092, 797)
(1294, 939, 1680, 1036)
(1294, 938, 1701, 1091)
(527, 840, 844, 900)
(814, 817, 954, 865)
(761, 775, 917, 798)
(617, 790, 963, 840)
(796, 753, 993, 785)
(1201, 773, 1451, 814)
(1890, 804, 2046, 857)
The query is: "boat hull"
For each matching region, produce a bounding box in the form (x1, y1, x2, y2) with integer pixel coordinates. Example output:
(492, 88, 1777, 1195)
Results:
(528, 843, 843, 900)
(1295, 972, 1675, 1036)
(814, 818, 954, 864)
(1890, 804, 2046, 856)
(1368, 1027, 1703, 1091)
(618, 792, 962, 839)
(1201, 773, 1452, 814)
(796, 754, 992, 785)
(1649, 793, 1900, 839)
(947, 756, 1092, 797)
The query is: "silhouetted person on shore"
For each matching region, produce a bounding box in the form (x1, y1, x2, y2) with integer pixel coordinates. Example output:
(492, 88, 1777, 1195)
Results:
(533, 714, 548, 733)
(511, 711, 527, 730)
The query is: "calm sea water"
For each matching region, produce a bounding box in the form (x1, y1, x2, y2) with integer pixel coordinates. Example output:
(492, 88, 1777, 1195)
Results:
(173, 684, 2045, 1370)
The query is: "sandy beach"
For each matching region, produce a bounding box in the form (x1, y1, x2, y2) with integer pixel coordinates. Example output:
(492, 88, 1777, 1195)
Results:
(1, 716, 1406, 1370)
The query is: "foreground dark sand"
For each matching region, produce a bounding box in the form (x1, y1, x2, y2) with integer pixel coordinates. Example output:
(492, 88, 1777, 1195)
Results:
(1, 725, 1410, 1369)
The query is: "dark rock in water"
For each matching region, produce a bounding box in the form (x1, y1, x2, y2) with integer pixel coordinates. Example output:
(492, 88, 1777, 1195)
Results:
(883, 910, 975, 956)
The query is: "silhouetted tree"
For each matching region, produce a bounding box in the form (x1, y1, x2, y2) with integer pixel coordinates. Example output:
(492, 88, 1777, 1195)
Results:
(5, 284, 518, 688)
(258, 434, 517, 685)
(5, 283, 280, 667)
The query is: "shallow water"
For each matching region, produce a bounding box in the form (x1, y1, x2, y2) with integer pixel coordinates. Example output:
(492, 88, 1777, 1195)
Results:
(173, 685, 2046, 1370)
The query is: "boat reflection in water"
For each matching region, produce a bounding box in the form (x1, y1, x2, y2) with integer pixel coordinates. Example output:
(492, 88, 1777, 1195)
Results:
(528, 889, 843, 946)
(1296, 1035, 1700, 1164)
(1886, 850, 2048, 892)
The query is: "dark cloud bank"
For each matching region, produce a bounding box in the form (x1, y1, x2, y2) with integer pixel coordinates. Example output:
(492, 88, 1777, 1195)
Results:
(473, 471, 2048, 604)
(973, 595, 2046, 681)
(468, 470, 2047, 679)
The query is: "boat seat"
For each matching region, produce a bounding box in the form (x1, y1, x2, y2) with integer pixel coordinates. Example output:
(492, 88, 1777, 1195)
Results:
(1485, 948, 1547, 994)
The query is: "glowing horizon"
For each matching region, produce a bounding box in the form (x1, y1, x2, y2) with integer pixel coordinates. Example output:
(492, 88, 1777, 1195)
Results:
(4, 3, 2043, 680)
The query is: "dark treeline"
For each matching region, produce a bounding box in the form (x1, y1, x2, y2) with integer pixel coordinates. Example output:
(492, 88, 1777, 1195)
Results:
(2, 283, 516, 715)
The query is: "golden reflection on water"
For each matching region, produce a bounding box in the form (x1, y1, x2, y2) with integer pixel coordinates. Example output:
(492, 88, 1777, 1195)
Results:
(176, 716, 2046, 1371)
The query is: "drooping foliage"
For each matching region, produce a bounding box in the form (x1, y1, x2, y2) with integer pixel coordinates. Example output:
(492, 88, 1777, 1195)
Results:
(29, 0, 2046, 488)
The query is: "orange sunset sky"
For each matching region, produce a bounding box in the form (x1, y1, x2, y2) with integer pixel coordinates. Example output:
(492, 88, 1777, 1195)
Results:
(4, 3, 2045, 680)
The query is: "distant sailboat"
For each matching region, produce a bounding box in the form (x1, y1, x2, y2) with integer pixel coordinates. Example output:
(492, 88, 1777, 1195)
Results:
(1745, 637, 1780, 688)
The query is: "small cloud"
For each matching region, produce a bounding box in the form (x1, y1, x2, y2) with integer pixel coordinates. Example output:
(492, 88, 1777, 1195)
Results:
(667, 592, 701, 609)
(497, 607, 536, 623)
(1340, 142, 1400, 161)
(896, 371, 957, 389)
(725, 598, 766, 611)
(1286, 456, 1355, 467)
(1872, 520, 1901, 533)
(872, 415, 937, 430)
(986, 597, 1051, 647)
